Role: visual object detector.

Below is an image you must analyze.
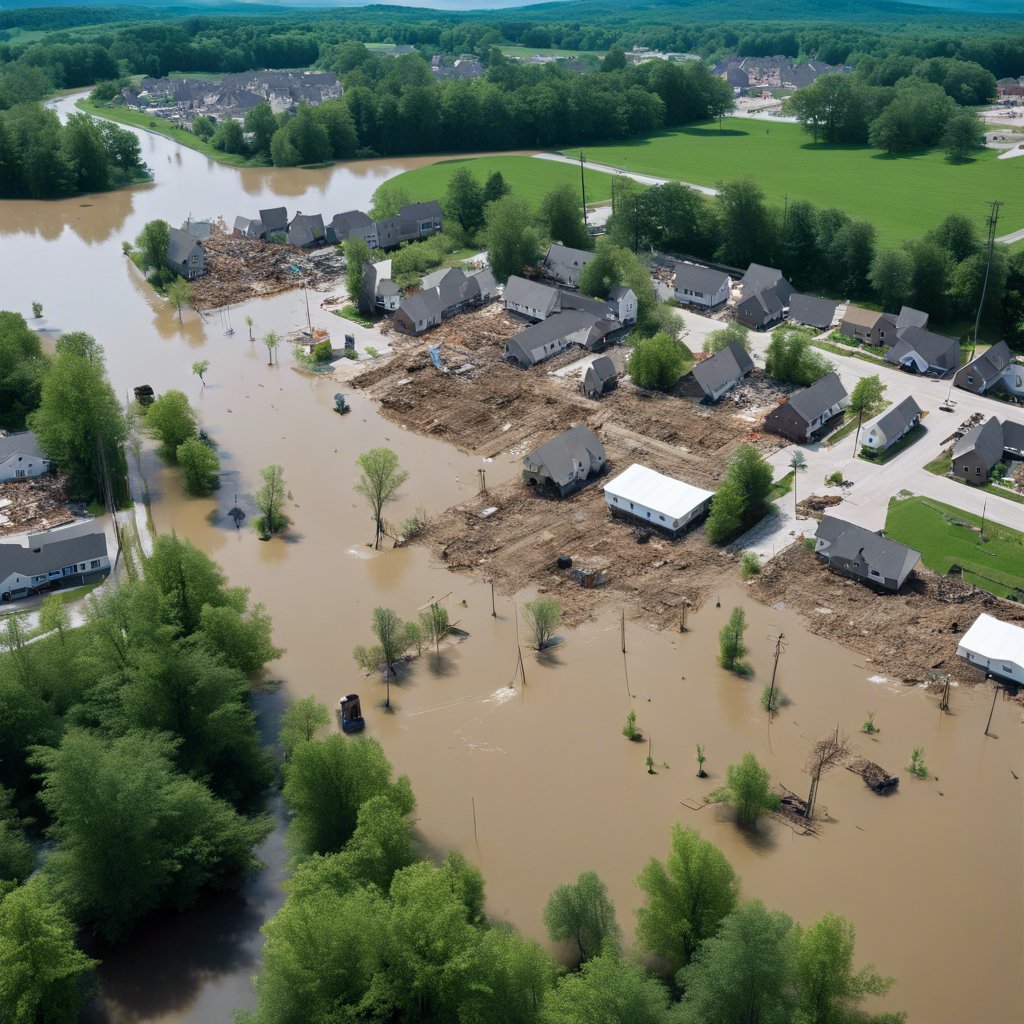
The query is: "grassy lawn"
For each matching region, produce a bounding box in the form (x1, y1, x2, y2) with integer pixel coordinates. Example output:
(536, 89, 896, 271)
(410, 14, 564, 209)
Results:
(567, 119, 1024, 247)
(382, 155, 616, 210)
(858, 422, 927, 464)
(77, 99, 266, 168)
(768, 471, 794, 500)
(498, 45, 605, 59)
(334, 306, 374, 327)
(829, 400, 890, 444)
(885, 495, 1024, 598)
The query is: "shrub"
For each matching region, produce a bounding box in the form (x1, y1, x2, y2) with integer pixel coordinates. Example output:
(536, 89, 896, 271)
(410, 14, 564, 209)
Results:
(628, 332, 689, 390)
(739, 552, 761, 579)
(826, 470, 845, 487)
(718, 607, 748, 673)
(313, 340, 333, 362)
(524, 597, 562, 651)
(623, 710, 639, 741)
(908, 747, 929, 779)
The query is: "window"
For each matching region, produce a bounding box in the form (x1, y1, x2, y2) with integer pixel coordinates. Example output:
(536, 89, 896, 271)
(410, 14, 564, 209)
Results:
(976, 467, 981, 475)
(190, 255, 199, 265)
(15, 469, 25, 478)
(90, 560, 101, 569)
(629, 502, 634, 510)
(967, 375, 974, 385)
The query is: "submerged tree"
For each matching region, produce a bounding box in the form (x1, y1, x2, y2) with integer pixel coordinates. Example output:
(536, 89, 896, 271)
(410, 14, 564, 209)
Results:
(805, 729, 852, 820)
(253, 464, 291, 537)
(167, 277, 192, 323)
(523, 597, 562, 651)
(353, 607, 413, 709)
(717, 607, 748, 672)
(355, 447, 408, 550)
(542, 870, 621, 965)
(713, 753, 779, 829)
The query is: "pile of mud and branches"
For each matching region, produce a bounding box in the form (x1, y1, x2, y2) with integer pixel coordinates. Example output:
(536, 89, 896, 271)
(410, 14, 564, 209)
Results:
(749, 543, 1024, 685)
(0, 475, 76, 537)
(190, 229, 345, 310)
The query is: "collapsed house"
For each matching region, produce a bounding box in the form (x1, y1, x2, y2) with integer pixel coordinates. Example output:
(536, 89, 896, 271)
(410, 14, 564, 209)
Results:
(787, 293, 837, 331)
(735, 264, 794, 330)
(581, 356, 618, 399)
(504, 310, 619, 368)
(543, 243, 596, 287)
(691, 341, 754, 401)
(957, 613, 1024, 685)
(954, 341, 1022, 397)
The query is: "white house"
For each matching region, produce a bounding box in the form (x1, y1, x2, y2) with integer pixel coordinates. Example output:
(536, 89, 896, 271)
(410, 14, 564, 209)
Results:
(0, 526, 110, 602)
(957, 613, 1024, 685)
(608, 286, 638, 326)
(603, 463, 714, 538)
(673, 263, 730, 309)
(0, 432, 52, 482)
(861, 396, 923, 453)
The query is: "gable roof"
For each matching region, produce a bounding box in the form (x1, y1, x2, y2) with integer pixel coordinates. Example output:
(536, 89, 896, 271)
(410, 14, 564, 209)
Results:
(674, 262, 730, 295)
(1001, 418, 1024, 453)
(544, 243, 595, 280)
(815, 516, 921, 582)
(963, 341, 1013, 385)
(504, 276, 560, 315)
(167, 226, 200, 265)
(398, 288, 443, 324)
(331, 210, 373, 238)
(741, 263, 792, 302)
(288, 213, 326, 246)
(523, 425, 605, 481)
(588, 355, 617, 383)
(469, 268, 497, 297)
(692, 341, 753, 397)
(0, 529, 108, 583)
(788, 293, 837, 330)
(867, 395, 922, 440)
(896, 306, 928, 331)
(0, 431, 46, 463)
(786, 371, 847, 423)
(737, 288, 784, 321)
(958, 613, 1024, 668)
(842, 304, 885, 329)
(400, 200, 443, 222)
(953, 416, 1004, 466)
(507, 309, 604, 360)
(888, 326, 959, 369)
(559, 291, 612, 319)
(259, 207, 288, 233)
(421, 266, 473, 309)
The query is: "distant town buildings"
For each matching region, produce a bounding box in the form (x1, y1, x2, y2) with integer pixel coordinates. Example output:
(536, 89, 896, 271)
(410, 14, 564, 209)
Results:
(712, 55, 850, 95)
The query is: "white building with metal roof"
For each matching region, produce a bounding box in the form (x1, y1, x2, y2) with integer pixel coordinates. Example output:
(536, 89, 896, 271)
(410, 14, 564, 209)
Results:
(603, 463, 714, 537)
(957, 613, 1024, 684)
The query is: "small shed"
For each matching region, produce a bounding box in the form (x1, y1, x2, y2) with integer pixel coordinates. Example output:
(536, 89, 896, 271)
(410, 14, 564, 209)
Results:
(603, 463, 714, 538)
(581, 356, 618, 399)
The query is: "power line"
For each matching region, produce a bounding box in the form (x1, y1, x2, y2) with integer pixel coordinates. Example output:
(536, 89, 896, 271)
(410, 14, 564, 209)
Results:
(971, 199, 1003, 361)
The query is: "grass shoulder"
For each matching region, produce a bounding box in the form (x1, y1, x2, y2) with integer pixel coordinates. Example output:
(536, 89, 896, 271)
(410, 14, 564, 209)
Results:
(857, 422, 927, 465)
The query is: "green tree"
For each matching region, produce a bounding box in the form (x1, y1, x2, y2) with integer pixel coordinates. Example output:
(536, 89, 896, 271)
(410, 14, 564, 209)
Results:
(704, 322, 751, 355)
(540, 183, 589, 251)
(706, 444, 774, 545)
(38, 594, 70, 645)
(718, 606, 748, 672)
(355, 447, 408, 549)
(869, 248, 914, 312)
(795, 912, 896, 1024)
(0, 882, 97, 1023)
(244, 102, 278, 156)
(212, 119, 247, 155)
(419, 602, 451, 654)
(313, 99, 358, 159)
(543, 870, 621, 964)
(635, 825, 740, 972)
(167, 276, 193, 319)
(929, 212, 981, 264)
(198, 601, 280, 677)
(353, 607, 413, 709)
(444, 166, 486, 236)
(344, 236, 371, 305)
(191, 115, 216, 141)
(145, 532, 233, 636)
(540, 953, 672, 1024)
(135, 218, 170, 275)
(370, 183, 412, 220)
(61, 111, 110, 192)
(484, 193, 541, 282)
(676, 900, 794, 1024)
(715, 753, 779, 828)
(523, 597, 562, 651)
(254, 464, 291, 536)
(628, 332, 689, 390)
(602, 46, 627, 72)
(848, 374, 887, 451)
(579, 239, 657, 331)
(263, 329, 279, 366)
(278, 696, 330, 758)
(191, 358, 208, 385)
(0, 789, 33, 886)
(282, 735, 414, 857)
(0, 311, 47, 431)
(33, 729, 271, 940)
(145, 389, 197, 461)
(29, 332, 129, 505)
(483, 170, 511, 205)
(715, 177, 777, 270)
(764, 328, 833, 386)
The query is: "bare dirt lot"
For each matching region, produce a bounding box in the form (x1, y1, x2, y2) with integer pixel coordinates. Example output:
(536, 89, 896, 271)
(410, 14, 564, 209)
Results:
(353, 304, 788, 627)
(749, 543, 1024, 685)
(0, 475, 76, 538)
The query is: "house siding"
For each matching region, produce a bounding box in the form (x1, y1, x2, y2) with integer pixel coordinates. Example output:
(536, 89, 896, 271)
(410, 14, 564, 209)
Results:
(605, 492, 711, 538)
(0, 453, 51, 483)
(953, 451, 991, 484)
(674, 280, 729, 309)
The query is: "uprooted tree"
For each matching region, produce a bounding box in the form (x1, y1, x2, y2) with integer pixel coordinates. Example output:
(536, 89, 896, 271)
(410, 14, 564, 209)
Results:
(805, 728, 852, 820)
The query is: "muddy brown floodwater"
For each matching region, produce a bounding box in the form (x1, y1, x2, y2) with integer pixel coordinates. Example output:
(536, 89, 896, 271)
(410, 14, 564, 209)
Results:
(3, 93, 1021, 1024)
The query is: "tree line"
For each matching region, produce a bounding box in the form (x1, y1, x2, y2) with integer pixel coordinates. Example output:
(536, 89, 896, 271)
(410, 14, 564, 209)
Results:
(0, 104, 146, 199)
(0, 534, 280, 1019)
(238, 702, 905, 1024)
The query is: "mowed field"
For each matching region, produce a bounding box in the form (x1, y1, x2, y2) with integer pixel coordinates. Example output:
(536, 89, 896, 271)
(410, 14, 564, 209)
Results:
(382, 155, 615, 209)
(570, 119, 1024, 247)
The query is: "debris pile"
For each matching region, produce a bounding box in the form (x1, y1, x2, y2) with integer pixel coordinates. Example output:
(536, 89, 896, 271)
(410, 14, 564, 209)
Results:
(845, 757, 899, 793)
(0, 476, 76, 538)
(796, 494, 843, 518)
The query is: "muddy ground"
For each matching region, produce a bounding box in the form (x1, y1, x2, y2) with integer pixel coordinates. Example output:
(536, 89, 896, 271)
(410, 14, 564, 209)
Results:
(749, 542, 1024, 685)
(352, 303, 791, 627)
(0, 475, 76, 538)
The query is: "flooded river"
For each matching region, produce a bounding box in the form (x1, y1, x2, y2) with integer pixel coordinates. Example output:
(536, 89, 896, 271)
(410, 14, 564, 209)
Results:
(4, 94, 1021, 1023)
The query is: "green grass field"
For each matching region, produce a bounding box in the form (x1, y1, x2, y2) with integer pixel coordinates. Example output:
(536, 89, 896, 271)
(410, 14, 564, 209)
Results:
(885, 495, 1024, 597)
(381, 155, 615, 209)
(568, 119, 1024, 247)
(498, 45, 604, 59)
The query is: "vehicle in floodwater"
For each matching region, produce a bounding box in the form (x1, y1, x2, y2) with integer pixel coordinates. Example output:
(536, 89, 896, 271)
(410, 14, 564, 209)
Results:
(339, 693, 365, 733)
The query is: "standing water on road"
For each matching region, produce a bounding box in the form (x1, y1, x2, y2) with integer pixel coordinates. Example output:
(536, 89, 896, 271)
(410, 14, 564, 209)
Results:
(3, 93, 1021, 1024)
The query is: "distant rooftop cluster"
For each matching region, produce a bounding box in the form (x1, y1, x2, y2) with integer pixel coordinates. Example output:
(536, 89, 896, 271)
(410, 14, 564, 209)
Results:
(712, 55, 850, 94)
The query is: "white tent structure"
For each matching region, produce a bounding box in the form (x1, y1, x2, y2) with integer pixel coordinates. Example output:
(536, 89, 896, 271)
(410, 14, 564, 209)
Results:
(956, 613, 1024, 684)
(603, 463, 713, 538)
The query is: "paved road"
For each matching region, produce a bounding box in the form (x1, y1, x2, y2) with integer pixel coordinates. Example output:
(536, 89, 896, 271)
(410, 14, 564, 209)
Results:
(669, 308, 1024, 561)
(997, 226, 1024, 245)
(532, 152, 720, 197)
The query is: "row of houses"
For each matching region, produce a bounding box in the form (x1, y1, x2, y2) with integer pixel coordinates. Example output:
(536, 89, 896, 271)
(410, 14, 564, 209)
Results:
(712, 55, 850, 94)
(391, 266, 498, 335)
(233, 201, 444, 251)
(1, 522, 110, 603)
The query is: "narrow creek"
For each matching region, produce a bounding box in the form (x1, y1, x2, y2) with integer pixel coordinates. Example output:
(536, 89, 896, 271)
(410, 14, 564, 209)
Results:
(4, 93, 1021, 1024)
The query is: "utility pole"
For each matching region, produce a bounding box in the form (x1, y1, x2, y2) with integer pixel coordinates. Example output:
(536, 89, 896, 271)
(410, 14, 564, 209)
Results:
(579, 150, 588, 226)
(767, 632, 785, 715)
(984, 683, 999, 737)
(971, 199, 1002, 360)
(980, 499, 988, 542)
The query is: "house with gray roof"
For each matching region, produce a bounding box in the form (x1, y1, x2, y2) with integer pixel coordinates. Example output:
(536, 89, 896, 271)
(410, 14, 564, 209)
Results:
(166, 226, 204, 280)
(329, 210, 377, 248)
(505, 311, 618, 369)
(581, 356, 618, 399)
(469, 268, 497, 301)
(259, 207, 288, 239)
(861, 396, 923, 454)
(736, 287, 785, 330)
(543, 243, 595, 287)
(788, 293, 837, 331)
(1003, 419, 1024, 458)
(359, 259, 400, 315)
(895, 306, 929, 331)
(375, 201, 444, 249)
(0, 526, 110, 602)
(0, 431, 52, 482)
(233, 216, 266, 240)
(393, 289, 443, 336)
(814, 516, 920, 592)
(740, 264, 793, 303)
(287, 213, 327, 249)
(521, 425, 607, 497)
(885, 326, 960, 376)
(954, 341, 1014, 395)
(420, 267, 480, 317)
(764, 371, 848, 443)
(673, 263, 730, 309)
(607, 286, 637, 326)
(691, 341, 754, 402)
(504, 276, 561, 321)
(952, 416, 1005, 483)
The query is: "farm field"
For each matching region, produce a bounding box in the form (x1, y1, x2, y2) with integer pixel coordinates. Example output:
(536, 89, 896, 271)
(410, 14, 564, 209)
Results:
(568, 118, 1024, 247)
(497, 44, 604, 58)
(380, 154, 616, 209)
(884, 495, 1024, 598)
